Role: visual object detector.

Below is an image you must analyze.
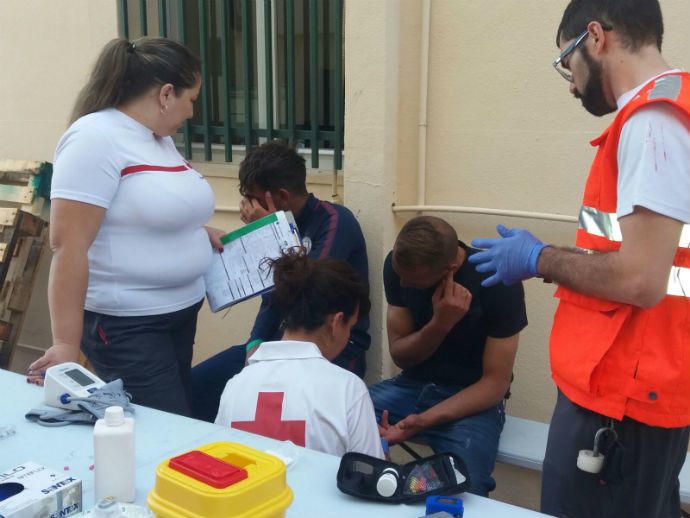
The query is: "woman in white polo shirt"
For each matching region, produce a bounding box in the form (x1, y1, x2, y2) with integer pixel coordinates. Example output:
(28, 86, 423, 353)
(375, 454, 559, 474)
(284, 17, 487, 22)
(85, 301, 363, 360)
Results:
(215, 251, 383, 459)
(27, 38, 222, 416)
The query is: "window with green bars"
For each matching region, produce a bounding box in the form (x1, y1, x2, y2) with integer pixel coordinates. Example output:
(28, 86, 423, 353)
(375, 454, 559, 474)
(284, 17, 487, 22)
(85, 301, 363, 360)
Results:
(118, 0, 344, 170)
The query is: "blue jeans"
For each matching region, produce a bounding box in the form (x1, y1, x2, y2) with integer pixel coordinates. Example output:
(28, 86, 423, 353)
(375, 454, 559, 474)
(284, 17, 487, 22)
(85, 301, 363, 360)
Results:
(369, 375, 505, 497)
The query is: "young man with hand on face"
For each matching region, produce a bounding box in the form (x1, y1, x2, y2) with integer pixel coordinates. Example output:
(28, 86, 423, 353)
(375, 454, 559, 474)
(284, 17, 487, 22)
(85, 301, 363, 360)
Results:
(370, 216, 527, 497)
(191, 141, 371, 423)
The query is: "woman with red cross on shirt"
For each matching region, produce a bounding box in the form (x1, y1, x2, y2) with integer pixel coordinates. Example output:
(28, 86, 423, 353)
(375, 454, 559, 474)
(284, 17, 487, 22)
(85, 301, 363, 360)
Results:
(215, 250, 383, 459)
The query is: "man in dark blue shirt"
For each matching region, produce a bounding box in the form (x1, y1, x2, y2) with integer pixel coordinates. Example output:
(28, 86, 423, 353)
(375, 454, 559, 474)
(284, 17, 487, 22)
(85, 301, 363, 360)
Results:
(191, 142, 370, 422)
(370, 216, 527, 497)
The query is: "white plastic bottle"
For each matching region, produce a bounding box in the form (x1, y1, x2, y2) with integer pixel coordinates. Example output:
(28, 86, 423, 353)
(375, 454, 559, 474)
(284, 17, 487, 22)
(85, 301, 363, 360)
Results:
(94, 406, 135, 503)
(376, 467, 399, 497)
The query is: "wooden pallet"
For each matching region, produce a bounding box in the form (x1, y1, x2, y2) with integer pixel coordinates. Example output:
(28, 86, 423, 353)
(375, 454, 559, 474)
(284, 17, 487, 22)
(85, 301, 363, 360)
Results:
(0, 160, 50, 368)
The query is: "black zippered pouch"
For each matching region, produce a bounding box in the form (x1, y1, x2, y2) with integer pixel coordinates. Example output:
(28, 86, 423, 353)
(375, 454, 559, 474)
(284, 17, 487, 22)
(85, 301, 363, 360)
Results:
(336, 451, 471, 503)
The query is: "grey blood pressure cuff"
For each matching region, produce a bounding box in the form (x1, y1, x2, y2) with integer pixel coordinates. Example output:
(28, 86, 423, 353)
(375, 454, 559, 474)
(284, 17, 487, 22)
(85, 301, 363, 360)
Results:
(337, 451, 470, 503)
(25, 379, 134, 427)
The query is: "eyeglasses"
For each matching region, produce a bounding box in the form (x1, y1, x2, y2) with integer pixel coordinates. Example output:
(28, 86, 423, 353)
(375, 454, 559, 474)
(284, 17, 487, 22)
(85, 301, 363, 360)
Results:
(552, 29, 589, 83)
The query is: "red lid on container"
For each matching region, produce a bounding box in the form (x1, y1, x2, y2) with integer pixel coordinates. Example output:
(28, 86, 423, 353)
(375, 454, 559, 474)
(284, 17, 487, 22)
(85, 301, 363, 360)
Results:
(169, 450, 248, 488)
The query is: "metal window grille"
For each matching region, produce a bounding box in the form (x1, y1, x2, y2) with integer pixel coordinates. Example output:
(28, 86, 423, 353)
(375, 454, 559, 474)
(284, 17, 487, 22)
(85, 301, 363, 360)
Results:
(118, 0, 344, 170)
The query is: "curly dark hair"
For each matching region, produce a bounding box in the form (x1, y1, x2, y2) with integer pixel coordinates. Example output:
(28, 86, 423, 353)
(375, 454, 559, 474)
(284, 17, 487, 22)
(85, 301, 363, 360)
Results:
(268, 249, 370, 331)
(239, 141, 308, 197)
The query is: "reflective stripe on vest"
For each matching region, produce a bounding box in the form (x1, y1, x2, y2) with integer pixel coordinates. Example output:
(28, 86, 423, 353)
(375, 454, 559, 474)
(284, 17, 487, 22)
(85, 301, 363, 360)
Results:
(578, 205, 690, 297)
(578, 205, 623, 241)
(668, 266, 690, 297)
(649, 74, 682, 101)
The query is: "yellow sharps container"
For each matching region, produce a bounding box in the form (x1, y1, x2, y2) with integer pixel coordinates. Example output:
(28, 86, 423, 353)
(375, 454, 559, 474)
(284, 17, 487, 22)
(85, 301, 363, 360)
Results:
(148, 442, 293, 518)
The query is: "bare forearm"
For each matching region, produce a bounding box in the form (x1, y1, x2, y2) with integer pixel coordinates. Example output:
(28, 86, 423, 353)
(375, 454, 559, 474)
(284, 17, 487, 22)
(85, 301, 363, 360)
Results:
(418, 376, 509, 429)
(538, 246, 664, 307)
(48, 248, 89, 350)
(389, 318, 451, 369)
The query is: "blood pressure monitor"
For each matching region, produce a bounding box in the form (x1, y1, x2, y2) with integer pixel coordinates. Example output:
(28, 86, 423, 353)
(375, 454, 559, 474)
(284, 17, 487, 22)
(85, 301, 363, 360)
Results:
(44, 362, 105, 410)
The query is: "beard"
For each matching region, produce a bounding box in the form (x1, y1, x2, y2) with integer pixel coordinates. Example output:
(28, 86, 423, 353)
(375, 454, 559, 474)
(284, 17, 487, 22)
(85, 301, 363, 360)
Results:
(574, 49, 617, 117)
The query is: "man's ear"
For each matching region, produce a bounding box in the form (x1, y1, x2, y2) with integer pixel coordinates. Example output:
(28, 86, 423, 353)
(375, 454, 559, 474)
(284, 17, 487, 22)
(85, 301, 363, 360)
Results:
(333, 311, 346, 327)
(447, 245, 465, 273)
(274, 188, 291, 207)
(327, 311, 345, 330)
(323, 312, 339, 338)
(587, 21, 609, 56)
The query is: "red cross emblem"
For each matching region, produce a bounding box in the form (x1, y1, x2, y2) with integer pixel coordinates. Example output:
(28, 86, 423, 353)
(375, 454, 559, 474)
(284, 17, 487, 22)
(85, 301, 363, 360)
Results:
(231, 392, 306, 446)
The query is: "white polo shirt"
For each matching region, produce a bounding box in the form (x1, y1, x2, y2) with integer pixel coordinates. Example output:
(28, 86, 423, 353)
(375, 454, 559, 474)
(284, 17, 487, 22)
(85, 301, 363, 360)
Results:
(215, 340, 384, 459)
(51, 108, 215, 316)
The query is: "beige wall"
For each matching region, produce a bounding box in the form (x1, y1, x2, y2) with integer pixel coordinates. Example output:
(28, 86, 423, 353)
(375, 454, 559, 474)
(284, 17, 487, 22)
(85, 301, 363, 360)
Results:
(1, 0, 118, 367)
(0, 0, 118, 161)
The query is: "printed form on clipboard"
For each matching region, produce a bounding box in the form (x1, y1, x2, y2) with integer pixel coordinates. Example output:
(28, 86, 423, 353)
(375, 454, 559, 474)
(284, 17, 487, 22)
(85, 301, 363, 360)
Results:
(204, 211, 302, 312)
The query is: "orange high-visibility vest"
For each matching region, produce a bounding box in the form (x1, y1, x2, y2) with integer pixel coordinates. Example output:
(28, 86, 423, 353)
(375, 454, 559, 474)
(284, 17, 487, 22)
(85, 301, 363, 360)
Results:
(550, 72, 690, 428)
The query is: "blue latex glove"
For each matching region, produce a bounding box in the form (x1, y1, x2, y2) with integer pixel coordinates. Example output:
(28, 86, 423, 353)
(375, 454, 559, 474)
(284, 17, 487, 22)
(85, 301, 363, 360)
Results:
(469, 225, 547, 287)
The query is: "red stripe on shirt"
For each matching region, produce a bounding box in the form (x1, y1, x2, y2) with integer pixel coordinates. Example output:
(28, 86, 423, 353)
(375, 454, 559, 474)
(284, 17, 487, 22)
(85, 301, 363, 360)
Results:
(315, 200, 339, 258)
(120, 164, 190, 177)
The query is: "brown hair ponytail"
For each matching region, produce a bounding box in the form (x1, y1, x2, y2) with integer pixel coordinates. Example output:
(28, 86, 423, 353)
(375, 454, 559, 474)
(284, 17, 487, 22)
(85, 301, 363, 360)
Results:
(70, 37, 200, 124)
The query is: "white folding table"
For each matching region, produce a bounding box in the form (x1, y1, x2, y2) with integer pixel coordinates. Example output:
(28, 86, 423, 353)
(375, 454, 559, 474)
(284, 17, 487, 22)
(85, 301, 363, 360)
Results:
(0, 368, 548, 517)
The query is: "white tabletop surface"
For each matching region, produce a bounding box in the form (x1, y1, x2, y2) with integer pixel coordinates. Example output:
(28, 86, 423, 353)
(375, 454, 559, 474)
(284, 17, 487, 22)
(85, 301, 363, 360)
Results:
(0, 368, 548, 517)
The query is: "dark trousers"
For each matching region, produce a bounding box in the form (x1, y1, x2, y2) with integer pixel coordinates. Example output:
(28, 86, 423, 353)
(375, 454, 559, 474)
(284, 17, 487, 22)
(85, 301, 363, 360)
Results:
(191, 342, 366, 423)
(81, 300, 203, 417)
(541, 390, 690, 518)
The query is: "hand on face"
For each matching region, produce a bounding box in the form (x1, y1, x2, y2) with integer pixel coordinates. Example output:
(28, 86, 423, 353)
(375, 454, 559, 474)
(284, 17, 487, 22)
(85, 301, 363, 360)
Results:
(431, 271, 472, 332)
(239, 191, 277, 224)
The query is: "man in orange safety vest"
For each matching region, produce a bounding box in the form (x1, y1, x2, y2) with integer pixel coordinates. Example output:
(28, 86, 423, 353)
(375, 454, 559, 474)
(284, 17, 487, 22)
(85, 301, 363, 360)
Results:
(469, 1, 690, 516)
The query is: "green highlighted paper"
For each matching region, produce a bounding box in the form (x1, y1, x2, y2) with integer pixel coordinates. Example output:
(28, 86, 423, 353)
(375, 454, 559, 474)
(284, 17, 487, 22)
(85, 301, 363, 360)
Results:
(204, 211, 302, 312)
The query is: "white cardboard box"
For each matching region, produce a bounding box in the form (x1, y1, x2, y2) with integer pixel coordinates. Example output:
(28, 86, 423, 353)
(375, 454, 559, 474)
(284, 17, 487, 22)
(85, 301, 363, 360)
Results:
(0, 462, 82, 518)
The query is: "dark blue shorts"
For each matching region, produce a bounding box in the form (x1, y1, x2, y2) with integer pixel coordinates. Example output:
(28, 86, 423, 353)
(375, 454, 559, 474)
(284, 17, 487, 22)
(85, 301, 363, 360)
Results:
(81, 300, 203, 417)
